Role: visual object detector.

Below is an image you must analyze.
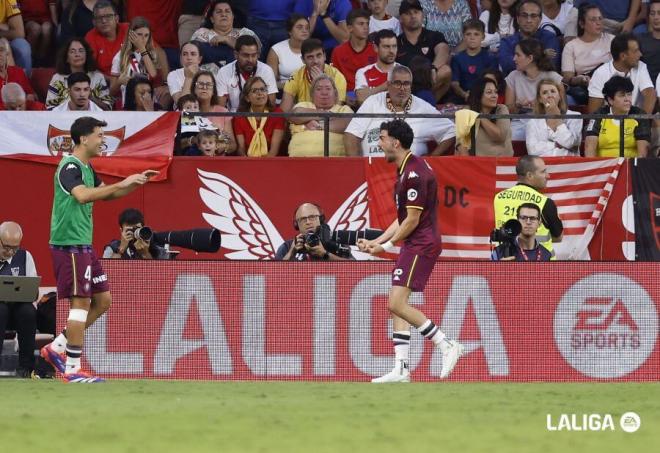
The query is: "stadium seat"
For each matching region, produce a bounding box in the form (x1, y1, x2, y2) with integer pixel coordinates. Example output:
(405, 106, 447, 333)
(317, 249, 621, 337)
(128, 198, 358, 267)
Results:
(30, 67, 56, 103)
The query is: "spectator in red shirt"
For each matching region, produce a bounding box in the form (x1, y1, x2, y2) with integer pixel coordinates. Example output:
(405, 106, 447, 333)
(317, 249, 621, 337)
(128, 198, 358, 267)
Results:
(85, 0, 129, 78)
(126, 0, 181, 70)
(354, 28, 398, 103)
(234, 76, 286, 156)
(0, 44, 35, 101)
(0, 81, 45, 109)
(21, 0, 56, 66)
(330, 9, 377, 93)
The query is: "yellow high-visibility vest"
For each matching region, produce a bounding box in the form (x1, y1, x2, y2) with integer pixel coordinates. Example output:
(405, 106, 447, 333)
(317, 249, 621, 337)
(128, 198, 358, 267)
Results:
(494, 183, 554, 257)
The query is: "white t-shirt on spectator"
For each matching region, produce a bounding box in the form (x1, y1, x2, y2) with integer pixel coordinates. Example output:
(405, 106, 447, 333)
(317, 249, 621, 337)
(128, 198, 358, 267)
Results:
(344, 92, 455, 157)
(271, 40, 304, 85)
(479, 11, 514, 51)
(52, 100, 104, 111)
(588, 60, 654, 107)
(215, 61, 278, 111)
(505, 70, 563, 106)
(540, 3, 574, 35)
(561, 33, 613, 75)
(525, 110, 583, 157)
(369, 15, 401, 35)
(167, 68, 186, 97)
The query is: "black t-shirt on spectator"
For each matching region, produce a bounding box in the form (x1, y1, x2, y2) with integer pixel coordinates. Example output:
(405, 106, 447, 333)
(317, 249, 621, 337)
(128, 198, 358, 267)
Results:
(181, 0, 211, 15)
(396, 29, 447, 68)
(638, 33, 660, 83)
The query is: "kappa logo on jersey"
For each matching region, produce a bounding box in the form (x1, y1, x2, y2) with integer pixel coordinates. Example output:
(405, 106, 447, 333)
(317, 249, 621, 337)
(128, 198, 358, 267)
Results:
(553, 273, 658, 379)
(47, 125, 126, 157)
(408, 171, 419, 179)
(198, 170, 373, 260)
(65, 163, 77, 170)
(407, 189, 418, 201)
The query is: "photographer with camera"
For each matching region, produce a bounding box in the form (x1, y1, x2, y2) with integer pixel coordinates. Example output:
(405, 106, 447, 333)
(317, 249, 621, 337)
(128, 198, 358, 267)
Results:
(491, 203, 553, 261)
(275, 203, 354, 261)
(493, 155, 563, 258)
(102, 208, 168, 260)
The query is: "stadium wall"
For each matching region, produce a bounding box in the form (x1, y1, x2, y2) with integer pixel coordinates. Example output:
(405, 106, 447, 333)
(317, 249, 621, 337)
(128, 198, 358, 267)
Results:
(59, 261, 660, 382)
(2, 157, 634, 287)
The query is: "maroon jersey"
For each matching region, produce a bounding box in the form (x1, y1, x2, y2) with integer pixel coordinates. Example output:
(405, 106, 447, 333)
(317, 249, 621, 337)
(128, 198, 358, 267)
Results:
(394, 153, 442, 256)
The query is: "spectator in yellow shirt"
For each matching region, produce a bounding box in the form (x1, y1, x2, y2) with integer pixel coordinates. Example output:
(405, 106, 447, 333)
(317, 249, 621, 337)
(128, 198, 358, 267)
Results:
(280, 38, 346, 111)
(0, 0, 31, 75)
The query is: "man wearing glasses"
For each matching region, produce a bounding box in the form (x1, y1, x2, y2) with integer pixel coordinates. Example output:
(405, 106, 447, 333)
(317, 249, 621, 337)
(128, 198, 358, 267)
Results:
(85, 0, 128, 77)
(498, 0, 561, 75)
(491, 203, 553, 261)
(344, 65, 455, 157)
(0, 221, 38, 378)
(275, 202, 354, 261)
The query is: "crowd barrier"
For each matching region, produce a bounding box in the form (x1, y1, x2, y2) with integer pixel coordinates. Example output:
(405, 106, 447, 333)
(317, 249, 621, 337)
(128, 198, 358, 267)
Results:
(59, 260, 660, 382)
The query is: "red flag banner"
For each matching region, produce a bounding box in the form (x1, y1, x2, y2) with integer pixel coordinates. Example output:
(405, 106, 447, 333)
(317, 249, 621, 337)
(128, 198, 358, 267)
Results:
(365, 157, 624, 259)
(0, 111, 180, 181)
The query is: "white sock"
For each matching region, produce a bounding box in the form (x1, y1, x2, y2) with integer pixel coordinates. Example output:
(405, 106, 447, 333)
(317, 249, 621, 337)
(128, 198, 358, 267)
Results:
(418, 319, 448, 345)
(65, 357, 81, 374)
(393, 331, 411, 363)
(52, 333, 67, 354)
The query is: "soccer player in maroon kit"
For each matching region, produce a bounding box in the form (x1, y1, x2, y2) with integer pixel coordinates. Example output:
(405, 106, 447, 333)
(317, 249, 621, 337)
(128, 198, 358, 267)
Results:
(359, 119, 464, 383)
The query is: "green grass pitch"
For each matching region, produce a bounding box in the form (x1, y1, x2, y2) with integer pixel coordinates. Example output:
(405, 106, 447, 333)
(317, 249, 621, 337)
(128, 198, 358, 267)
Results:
(1, 381, 658, 453)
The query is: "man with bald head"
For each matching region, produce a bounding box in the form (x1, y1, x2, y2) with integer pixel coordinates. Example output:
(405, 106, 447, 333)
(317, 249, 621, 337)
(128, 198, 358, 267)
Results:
(0, 221, 38, 378)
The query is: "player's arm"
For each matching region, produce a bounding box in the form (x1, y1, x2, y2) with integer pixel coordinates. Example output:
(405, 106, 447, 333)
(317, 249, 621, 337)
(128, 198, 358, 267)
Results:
(357, 219, 398, 251)
(366, 208, 421, 254)
(69, 170, 158, 204)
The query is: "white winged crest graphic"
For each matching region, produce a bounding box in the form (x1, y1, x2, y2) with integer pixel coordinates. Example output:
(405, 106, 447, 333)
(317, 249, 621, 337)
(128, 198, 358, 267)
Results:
(198, 169, 372, 260)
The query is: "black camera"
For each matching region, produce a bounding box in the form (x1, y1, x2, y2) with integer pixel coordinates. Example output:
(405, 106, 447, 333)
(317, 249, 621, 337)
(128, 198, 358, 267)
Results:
(132, 226, 153, 242)
(304, 231, 321, 247)
(331, 228, 384, 245)
(491, 219, 522, 258)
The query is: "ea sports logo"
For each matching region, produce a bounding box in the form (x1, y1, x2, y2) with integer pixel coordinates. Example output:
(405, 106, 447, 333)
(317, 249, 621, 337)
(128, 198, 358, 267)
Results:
(554, 274, 657, 378)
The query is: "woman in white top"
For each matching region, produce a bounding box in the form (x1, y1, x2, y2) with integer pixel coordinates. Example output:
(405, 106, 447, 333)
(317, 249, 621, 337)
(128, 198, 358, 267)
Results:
(480, 0, 516, 51)
(167, 41, 204, 104)
(505, 38, 565, 140)
(540, 0, 575, 36)
(267, 14, 309, 90)
(526, 79, 582, 156)
(110, 16, 170, 109)
(561, 4, 613, 105)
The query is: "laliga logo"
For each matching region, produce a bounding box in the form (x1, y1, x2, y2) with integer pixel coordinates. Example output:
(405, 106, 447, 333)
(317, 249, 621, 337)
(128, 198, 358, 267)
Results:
(197, 170, 371, 260)
(554, 274, 657, 378)
(47, 125, 126, 156)
(546, 412, 641, 432)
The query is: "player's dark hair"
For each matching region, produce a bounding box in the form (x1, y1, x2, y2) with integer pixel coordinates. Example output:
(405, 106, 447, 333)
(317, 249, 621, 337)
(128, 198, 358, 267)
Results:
(516, 155, 541, 178)
(70, 117, 107, 145)
(347, 9, 370, 26)
(118, 208, 145, 227)
(380, 119, 414, 149)
(67, 71, 91, 88)
(602, 75, 634, 103)
(610, 33, 638, 62)
(301, 38, 324, 57)
(517, 203, 541, 218)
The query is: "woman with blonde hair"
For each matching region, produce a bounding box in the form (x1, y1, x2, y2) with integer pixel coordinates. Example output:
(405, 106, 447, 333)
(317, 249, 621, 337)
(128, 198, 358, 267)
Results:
(234, 76, 286, 157)
(525, 78, 582, 156)
(288, 74, 353, 157)
(109, 16, 171, 108)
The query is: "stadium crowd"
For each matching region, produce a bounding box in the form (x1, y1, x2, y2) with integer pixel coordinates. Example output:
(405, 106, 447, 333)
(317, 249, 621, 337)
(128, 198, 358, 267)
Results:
(0, 0, 658, 157)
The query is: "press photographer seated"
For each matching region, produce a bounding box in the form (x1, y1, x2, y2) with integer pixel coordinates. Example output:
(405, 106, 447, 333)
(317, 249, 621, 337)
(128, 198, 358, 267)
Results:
(275, 203, 354, 261)
(103, 208, 168, 260)
(491, 203, 552, 261)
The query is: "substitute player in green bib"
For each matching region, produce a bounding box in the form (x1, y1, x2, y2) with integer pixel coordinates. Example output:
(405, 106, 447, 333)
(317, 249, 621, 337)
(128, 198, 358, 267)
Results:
(494, 155, 563, 258)
(41, 117, 158, 383)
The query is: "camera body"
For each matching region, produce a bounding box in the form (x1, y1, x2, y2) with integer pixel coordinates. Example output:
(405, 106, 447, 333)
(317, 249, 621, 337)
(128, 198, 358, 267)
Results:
(132, 226, 153, 242)
(304, 231, 321, 247)
(491, 219, 522, 259)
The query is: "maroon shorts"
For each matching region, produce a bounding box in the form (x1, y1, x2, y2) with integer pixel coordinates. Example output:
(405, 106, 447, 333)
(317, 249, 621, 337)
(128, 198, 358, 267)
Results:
(391, 247, 439, 292)
(50, 245, 109, 299)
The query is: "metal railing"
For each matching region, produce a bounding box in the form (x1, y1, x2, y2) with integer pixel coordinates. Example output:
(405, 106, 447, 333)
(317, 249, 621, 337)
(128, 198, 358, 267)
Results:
(187, 111, 660, 158)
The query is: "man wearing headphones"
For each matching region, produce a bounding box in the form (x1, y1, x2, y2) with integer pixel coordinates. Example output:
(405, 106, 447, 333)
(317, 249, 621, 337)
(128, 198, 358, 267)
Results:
(275, 202, 354, 261)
